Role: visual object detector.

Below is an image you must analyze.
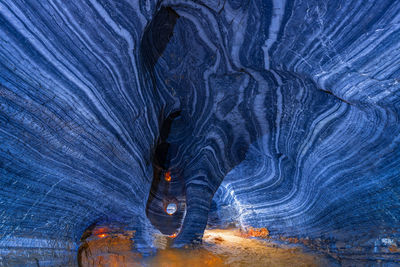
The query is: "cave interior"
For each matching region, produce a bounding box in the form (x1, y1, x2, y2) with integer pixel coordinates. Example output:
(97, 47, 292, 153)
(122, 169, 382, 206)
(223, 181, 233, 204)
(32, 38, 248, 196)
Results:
(0, 0, 400, 266)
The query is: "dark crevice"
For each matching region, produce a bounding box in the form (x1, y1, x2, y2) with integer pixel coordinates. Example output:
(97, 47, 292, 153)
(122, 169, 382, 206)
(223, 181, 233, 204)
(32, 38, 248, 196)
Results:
(156, 111, 181, 166)
(140, 6, 180, 70)
(146, 110, 184, 235)
(319, 88, 352, 105)
(140, 4, 186, 236)
(153, 110, 181, 170)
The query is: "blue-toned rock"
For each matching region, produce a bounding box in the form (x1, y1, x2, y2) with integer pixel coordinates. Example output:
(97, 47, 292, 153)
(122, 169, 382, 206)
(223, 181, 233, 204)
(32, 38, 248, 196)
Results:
(0, 0, 399, 265)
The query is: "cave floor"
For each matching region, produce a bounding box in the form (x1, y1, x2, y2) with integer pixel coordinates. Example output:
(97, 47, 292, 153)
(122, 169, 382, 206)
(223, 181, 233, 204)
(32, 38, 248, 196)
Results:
(80, 229, 337, 266)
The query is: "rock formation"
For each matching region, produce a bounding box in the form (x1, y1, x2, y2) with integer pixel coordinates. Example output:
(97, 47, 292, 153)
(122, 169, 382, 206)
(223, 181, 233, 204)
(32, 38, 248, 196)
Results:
(0, 0, 399, 265)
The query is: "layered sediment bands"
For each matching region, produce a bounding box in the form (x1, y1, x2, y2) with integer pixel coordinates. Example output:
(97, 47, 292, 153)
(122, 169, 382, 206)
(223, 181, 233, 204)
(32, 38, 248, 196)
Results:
(0, 0, 163, 264)
(1, 0, 400, 265)
(154, 0, 400, 257)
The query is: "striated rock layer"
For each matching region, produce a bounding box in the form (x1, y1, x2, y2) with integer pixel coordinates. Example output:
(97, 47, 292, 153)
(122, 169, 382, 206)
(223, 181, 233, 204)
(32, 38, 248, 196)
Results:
(0, 0, 399, 265)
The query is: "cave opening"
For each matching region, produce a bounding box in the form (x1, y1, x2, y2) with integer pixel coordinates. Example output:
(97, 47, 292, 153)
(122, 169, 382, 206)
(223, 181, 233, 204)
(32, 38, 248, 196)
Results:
(145, 109, 186, 236)
(140, 4, 188, 238)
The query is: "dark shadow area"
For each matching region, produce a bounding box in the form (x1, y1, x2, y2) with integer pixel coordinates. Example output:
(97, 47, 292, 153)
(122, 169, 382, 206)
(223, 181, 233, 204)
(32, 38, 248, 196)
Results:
(140, 6, 180, 70)
(140, 5, 185, 236)
(146, 110, 186, 235)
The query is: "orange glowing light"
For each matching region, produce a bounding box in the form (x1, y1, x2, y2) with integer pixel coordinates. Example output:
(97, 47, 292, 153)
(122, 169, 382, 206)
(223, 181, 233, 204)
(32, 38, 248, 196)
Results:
(98, 233, 107, 238)
(165, 171, 171, 182)
(169, 233, 177, 238)
(79, 228, 329, 266)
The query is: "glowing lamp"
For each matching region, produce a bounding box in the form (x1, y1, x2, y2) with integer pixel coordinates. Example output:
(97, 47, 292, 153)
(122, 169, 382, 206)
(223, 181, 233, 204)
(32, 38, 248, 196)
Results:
(166, 203, 177, 215)
(169, 233, 177, 238)
(165, 171, 171, 182)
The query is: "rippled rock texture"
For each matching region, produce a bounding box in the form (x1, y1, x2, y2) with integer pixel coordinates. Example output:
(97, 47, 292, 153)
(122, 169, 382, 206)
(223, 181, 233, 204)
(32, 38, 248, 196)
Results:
(1, 0, 400, 265)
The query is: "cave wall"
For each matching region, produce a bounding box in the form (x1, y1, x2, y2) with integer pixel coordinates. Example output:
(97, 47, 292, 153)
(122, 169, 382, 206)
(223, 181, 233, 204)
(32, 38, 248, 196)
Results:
(156, 0, 400, 250)
(0, 1, 162, 265)
(0, 0, 400, 265)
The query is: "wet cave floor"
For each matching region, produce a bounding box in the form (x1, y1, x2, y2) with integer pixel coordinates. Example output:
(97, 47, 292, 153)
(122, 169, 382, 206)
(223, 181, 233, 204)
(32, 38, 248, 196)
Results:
(79, 229, 337, 267)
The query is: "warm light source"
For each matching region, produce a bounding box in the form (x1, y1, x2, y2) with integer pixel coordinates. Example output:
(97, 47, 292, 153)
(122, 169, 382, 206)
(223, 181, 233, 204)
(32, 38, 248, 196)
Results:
(169, 233, 177, 238)
(165, 171, 171, 182)
(94, 227, 110, 239)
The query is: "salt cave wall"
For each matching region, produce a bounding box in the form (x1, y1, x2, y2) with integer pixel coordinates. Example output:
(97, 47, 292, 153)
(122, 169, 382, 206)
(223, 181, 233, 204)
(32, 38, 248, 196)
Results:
(1, 0, 400, 265)
(0, 0, 164, 265)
